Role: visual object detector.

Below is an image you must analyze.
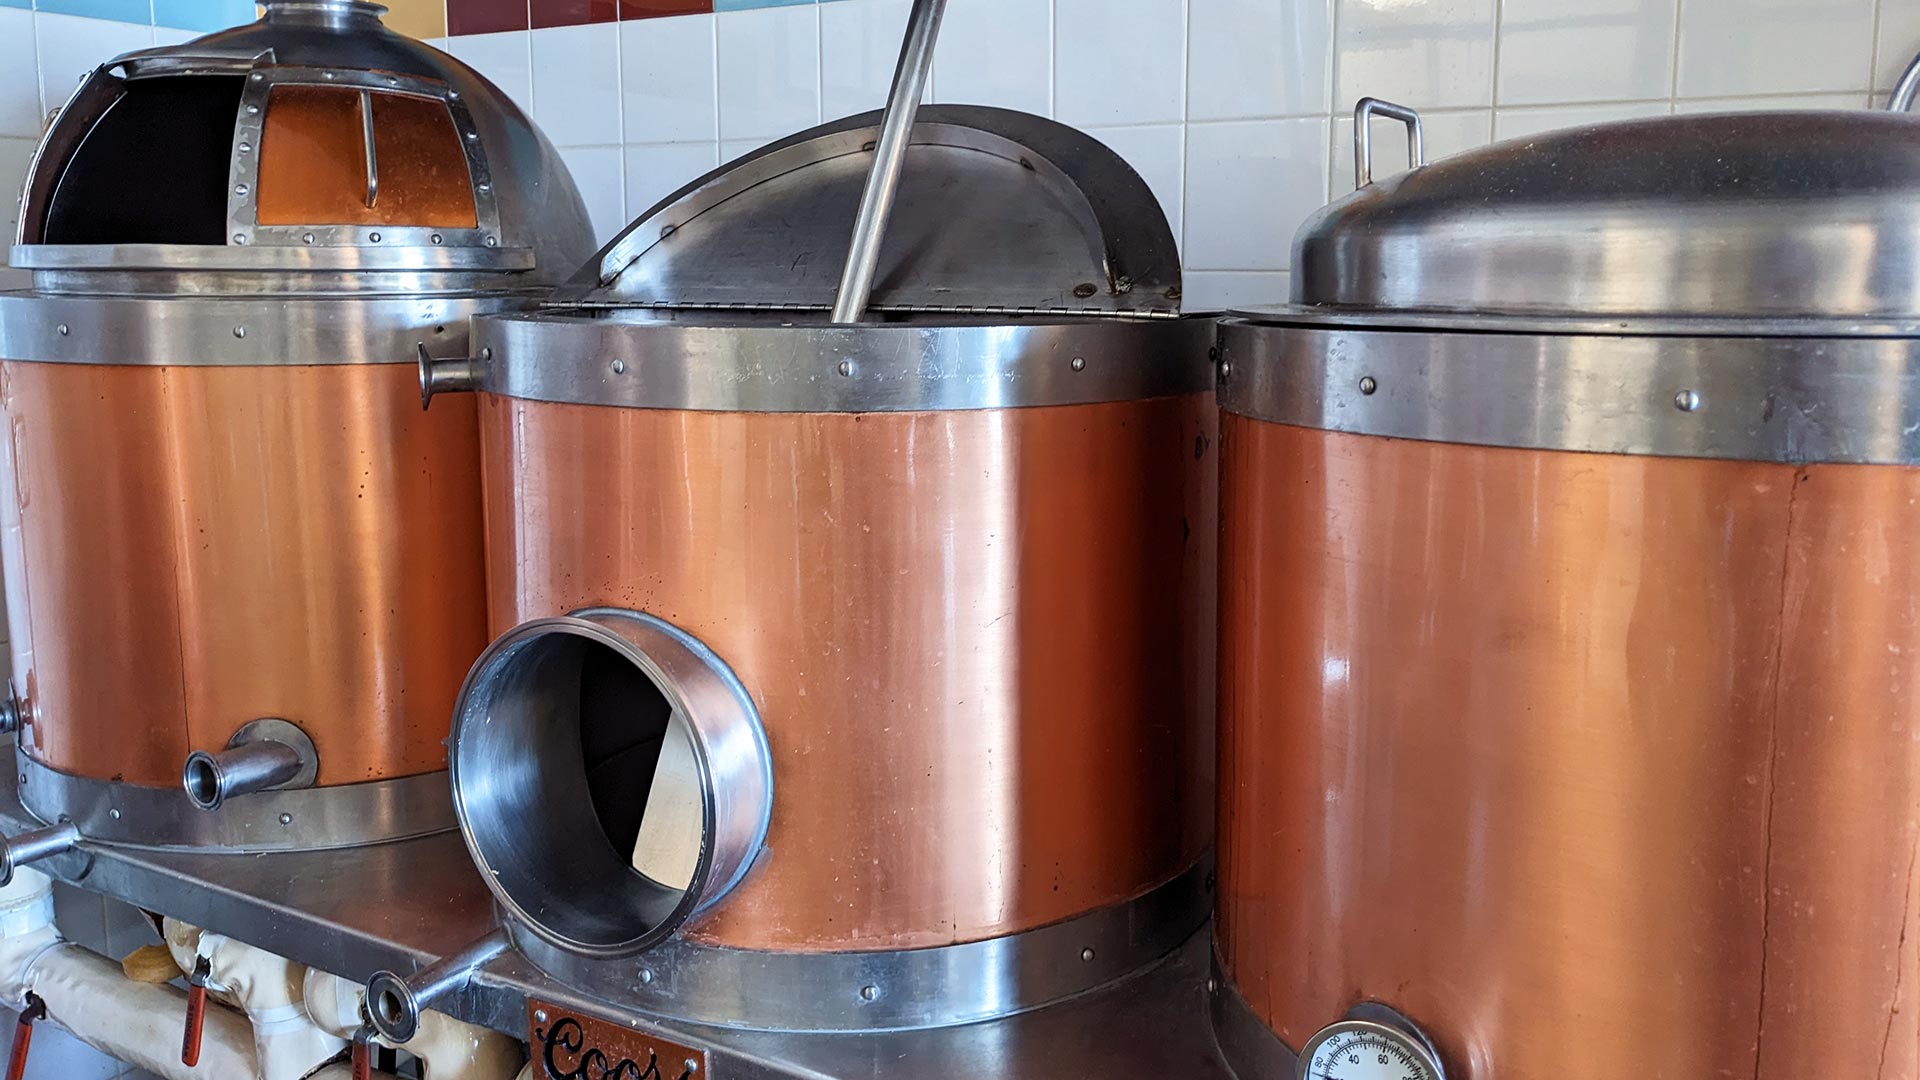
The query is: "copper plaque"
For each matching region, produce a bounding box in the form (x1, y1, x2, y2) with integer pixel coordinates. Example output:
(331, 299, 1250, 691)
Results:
(528, 1001, 710, 1080)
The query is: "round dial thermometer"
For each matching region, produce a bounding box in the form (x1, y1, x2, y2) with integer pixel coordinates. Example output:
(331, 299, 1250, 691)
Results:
(1296, 1019, 1443, 1080)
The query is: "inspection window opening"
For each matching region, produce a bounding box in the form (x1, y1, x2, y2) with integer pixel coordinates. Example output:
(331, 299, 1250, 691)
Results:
(576, 639, 703, 893)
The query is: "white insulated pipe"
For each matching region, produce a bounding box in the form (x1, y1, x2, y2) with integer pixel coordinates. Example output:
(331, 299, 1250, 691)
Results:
(164, 920, 346, 1078)
(0, 874, 516, 1080)
(0, 870, 256, 1079)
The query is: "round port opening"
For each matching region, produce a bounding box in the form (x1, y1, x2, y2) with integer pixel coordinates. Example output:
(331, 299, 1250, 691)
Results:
(182, 755, 221, 809)
(449, 609, 771, 957)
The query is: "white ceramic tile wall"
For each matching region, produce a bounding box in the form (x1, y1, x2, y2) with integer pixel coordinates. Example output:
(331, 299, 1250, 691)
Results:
(0, 0, 1916, 311)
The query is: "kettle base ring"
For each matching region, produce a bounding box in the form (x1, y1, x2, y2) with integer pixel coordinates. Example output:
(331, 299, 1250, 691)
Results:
(15, 748, 454, 853)
(507, 855, 1212, 1034)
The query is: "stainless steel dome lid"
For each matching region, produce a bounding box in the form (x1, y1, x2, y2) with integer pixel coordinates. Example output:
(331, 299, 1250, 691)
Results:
(13, 0, 591, 289)
(451, 104, 1208, 415)
(1269, 96, 1920, 332)
(553, 104, 1182, 318)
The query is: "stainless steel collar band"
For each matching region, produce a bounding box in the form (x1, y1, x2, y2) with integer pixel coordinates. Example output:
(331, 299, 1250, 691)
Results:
(511, 856, 1211, 1033)
(468, 314, 1213, 413)
(17, 750, 455, 852)
(0, 292, 525, 366)
(1217, 319, 1920, 465)
(1209, 961, 1299, 1080)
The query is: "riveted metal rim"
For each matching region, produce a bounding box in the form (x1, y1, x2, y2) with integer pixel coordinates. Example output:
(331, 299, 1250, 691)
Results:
(16, 748, 455, 852)
(507, 857, 1211, 1033)
(467, 313, 1215, 413)
(1216, 319, 1920, 465)
(0, 292, 523, 366)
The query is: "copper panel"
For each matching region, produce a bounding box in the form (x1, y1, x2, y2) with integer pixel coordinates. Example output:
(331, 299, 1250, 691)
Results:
(527, 1000, 706, 1080)
(0, 361, 488, 787)
(481, 394, 1217, 952)
(1753, 465, 1920, 1077)
(1217, 417, 1920, 1077)
(256, 86, 478, 228)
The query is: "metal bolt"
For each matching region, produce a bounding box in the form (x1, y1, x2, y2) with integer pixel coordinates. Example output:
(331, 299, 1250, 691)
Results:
(448, 90, 460, 100)
(484, 236, 498, 247)
(237, 142, 251, 154)
(481, 347, 494, 360)
(1358, 375, 1378, 395)
(232, 326, 246, 339)
(247, 105, 260, 115)
(233, 233, 248, 245)
(610, 359, 626, 374)
(1073, 282, 1098, 299)
(859, 985, 878, 1002)
(322, 71, 336, 80)
(250, 72, 264, 82)
(430, 234, 443, 245)
(1218, 361, 1231, 380)
(533, 1009, 548, 1024)
(477, 182, 491, 193)
(638, 968, 654, 985)
(837, 360, 853, 377)
(1207, 978, 1218, 993)
(683, 1059, 699, 1075)
(302, 233, 315, 244)
(385, 76, 399, 86)
(1070, 357, 1086, 372)
(56, 324, 67, 336)
(279, 813, 292, 825)
(234, 183, 248, 196)
(108, 808, 120, 820)
(1675, 389, 1702, 413)
(369, 232, 382, 243)
(466, 130, 479, 141)
(1081, 948, 1095, 962)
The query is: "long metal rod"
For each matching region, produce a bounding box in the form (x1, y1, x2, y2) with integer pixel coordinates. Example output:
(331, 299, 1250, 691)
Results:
(829, 0, 947, 324)
(1893, 50, 1920, 113)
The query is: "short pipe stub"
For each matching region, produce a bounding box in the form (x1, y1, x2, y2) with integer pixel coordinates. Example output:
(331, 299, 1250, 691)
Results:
(448, 608, 773, 958)
(182, 718, 319, 811)
(364, 928, 510, 1044)
(0, 822, 81, 887)
(364, 970, 422, 1044)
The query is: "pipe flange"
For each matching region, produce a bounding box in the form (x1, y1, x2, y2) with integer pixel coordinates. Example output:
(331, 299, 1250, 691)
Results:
(365, 969, 422, 1044)
(182, 718, 319, 811)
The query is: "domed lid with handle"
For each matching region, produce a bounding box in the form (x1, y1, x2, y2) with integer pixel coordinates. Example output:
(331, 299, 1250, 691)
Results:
(553, 105, 1181, 319)
(1278, 89, 1920, 330)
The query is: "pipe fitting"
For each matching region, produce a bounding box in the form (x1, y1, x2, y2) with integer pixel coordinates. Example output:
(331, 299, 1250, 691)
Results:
(0, 824, 80, 888)
(417, 343, 486, 409)
(182, 719, 318, 811)
(364, 929, 509, 1044)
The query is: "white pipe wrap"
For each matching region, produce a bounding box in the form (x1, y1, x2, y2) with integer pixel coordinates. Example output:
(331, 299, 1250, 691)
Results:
(27, 943, 258, 1079)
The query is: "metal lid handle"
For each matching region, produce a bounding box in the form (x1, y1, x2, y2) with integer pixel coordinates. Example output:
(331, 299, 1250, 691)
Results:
(1892, 50, 1920, 113)
(830, 0, 948, 324)
(1354, 97, 1425, 187)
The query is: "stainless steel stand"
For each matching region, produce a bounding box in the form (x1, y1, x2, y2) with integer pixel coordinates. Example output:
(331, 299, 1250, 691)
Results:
(0, 766, 1232, 1079)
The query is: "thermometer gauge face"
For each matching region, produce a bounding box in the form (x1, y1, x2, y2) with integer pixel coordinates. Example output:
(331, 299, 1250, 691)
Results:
(1296, 1020, 1443, 1080)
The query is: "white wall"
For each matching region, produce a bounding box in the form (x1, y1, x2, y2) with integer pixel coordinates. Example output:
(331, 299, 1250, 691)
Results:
(0, 0, 1913, 309)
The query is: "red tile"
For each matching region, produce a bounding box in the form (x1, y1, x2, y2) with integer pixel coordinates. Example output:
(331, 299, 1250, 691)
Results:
(619, 0, 709, 18)
(531, 0, 616, 26)
(448, 0, 527, 34)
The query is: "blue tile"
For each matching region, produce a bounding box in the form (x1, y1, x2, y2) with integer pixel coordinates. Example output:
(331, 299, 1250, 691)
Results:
(713, 0, 812, 9)
(154, 0, 256, 30)
(35, 0, 151, 23)
(0, 0, 30, 12)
